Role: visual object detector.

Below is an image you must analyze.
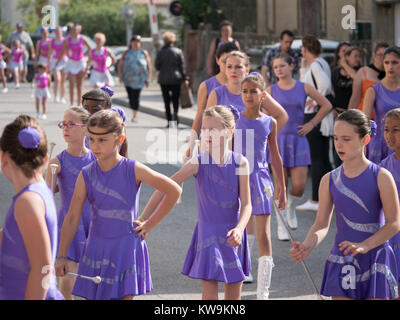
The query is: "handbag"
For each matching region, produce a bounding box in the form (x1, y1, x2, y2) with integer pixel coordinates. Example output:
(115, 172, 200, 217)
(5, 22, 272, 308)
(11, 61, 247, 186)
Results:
(180, 83, 194, 109)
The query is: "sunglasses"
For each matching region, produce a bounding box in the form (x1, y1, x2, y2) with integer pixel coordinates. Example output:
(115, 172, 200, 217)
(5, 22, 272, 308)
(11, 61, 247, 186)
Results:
(58, 121, 86, 129)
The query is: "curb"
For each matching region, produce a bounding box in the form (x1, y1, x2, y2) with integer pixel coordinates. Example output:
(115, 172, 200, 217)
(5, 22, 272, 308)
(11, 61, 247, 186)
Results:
(112, 97, 195, 127)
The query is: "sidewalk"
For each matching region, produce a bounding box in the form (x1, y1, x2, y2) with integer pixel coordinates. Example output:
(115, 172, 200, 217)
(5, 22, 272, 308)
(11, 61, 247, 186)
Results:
(112, 82, 197, 127)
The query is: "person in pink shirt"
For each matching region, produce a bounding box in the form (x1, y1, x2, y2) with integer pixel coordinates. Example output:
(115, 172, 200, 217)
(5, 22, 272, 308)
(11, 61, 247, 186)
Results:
(49, 26, 68, 104)
(56, 24, 92, 107)
(8, 40, 24, 89)
(0, 34, 11, 93)
(34, 27, 51, 71)
(86, 32, 116, 88)
(33, 63, 51, 120)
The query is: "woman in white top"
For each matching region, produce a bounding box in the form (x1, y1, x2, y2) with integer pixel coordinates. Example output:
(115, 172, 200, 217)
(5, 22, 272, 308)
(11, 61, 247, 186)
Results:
(297, 35, 333, 212)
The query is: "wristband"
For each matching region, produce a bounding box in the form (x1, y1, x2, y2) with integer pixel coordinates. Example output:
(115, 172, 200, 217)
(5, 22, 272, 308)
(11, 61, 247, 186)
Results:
(137, 216, 145, 222)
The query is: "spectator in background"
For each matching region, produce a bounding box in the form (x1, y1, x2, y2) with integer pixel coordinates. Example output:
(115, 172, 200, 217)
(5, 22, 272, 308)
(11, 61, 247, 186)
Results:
(331, 46, 362, 167)
(6, 23, 35, 83)
(261, 30, 300, 87)
(118, 35, 152, 123)
(331, 46, 362, 114)
(348, 41, 389, 114)
(207, 20, 240, 76)
(296, 35, 333, 212)
(330, 41, 350, 70)
(155, 31, 189, 128)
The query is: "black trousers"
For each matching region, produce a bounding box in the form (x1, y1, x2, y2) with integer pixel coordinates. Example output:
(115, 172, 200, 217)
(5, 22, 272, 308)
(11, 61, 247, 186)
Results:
(160, 84, 181, 123)
(125, 86, 142, 111)
(304, 113, 332, 201)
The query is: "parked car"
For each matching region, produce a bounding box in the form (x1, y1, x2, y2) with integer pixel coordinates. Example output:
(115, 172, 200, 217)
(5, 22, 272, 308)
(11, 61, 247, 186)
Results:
(247, 39, 340, 73)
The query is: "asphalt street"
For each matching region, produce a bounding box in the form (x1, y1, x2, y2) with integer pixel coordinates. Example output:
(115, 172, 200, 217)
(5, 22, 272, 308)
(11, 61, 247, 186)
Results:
(0, 81, 337, 300)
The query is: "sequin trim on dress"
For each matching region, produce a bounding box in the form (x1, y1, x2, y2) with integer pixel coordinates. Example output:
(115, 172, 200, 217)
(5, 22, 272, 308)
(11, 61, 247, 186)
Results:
(331, 167, 370, 213)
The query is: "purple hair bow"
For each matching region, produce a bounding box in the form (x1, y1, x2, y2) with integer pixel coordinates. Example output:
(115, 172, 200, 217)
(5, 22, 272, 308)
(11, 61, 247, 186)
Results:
(227, 105, 240, 121)
(18, 127, 40, 149)
(101, 86, 114, 97)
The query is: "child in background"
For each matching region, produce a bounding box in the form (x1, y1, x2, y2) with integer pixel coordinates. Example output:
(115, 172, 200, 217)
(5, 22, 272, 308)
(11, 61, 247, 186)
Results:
(0, 34, 11, 93)
(55, 109, 182, 300)
(140, 105, 252, 300)
(0, 115, 64, 300)
(45, 107, 96, 300)
(34, 63, 51, 120)
(268, 53, 332, 240)
(290, 109, 400, 300)
(86, 33, 116, 88)
(234, 73, 286, 299)
(381, 108, 400, 288)
(8, 40, 24, 89)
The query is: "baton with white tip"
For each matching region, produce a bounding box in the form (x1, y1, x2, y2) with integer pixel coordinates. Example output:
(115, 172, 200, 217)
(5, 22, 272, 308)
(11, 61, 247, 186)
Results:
(49, 142, 56, 160)
(264, 186, 323, 300)
(67, 272, 102, 284)
(50, 163, 58, 194)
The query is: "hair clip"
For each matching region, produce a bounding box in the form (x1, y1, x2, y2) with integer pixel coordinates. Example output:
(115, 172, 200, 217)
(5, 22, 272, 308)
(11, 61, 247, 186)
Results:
(111, 106, 127, 123)
(227, 105, 240, 121)
(18, 126, 41, 149)
(249, 71, 262, 77)
(370, 120, 377, 138)
(100, 86, 114, 97)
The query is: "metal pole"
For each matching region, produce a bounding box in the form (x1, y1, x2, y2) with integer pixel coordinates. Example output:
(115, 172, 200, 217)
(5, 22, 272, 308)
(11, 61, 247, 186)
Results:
(51, 0, 59, 27)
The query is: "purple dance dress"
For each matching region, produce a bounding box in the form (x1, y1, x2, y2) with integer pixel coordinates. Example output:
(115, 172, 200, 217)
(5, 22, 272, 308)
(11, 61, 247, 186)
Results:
(234, 113, 274, 215)
(320, 163, 398, 299)
(56, 150, 96, 262)
(205, 76, 222, 97)
(270, 81, 311, 168)
(0, 182, 64, 300)
(72, 158, 152, 299)
(213, 85, 246, 112)
(181, 151, 251, 283)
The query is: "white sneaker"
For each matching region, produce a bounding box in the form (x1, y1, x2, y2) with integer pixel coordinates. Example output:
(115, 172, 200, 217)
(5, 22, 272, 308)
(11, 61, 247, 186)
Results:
(41, 114, 47, 120)
(36, 112, 41, 119)
(244, 273, 254, 283)
(1, 87, 8, 93)
(61, 98, 67, 104)
(53, 96, 59, 103)
(295, 200, 319, 212)
(16, 83, 20, 89)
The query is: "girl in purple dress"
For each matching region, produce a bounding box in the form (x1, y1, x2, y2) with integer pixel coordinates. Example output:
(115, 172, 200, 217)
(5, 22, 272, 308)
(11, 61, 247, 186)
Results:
(184, 42, 238, 161)
(206, 51, 249, 113)
(140, 105, 252, 300)
(363, 46, 400, 164)
(234, 73, 286, 299)
(381, 108, 400, 285)
(55, 109, 182, 300)
(0, 115, 64, 300)
(268, 53, 332, 240)
(290, 109, 400, 300)
(45, 107, 96, 300)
